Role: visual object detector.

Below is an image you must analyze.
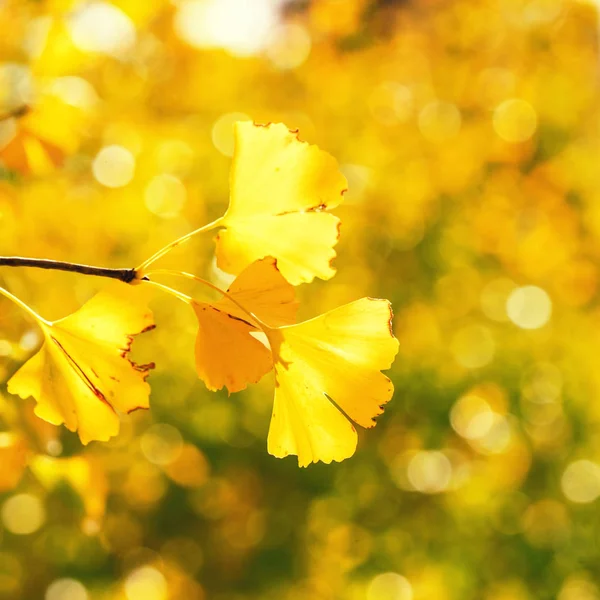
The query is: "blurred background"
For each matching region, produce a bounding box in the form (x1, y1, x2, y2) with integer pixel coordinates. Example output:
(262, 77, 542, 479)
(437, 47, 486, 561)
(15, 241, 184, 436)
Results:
(1, 0, 600, 598)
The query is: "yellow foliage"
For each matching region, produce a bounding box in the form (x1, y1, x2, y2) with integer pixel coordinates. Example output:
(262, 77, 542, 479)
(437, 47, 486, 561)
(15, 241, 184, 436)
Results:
(193, 257, 297, 393)
(216, 122, 347, 284)
(8, 284, 154, 444)
(0, 0, 598, 596)
(265, 298, 398, 466)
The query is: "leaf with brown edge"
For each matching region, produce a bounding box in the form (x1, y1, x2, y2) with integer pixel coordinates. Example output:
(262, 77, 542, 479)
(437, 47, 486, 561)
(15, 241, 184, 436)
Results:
(7, 283, 155, 445)
(194, 257, 297, 393)
(215, 121, 348, 285)
(264, 298, 399, 467)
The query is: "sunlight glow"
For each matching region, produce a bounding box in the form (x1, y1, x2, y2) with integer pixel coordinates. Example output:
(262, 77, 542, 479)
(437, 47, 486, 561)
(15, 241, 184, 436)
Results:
(125, 566, 167, 600)
(174, 0, 281, 56)
(46, 579, 89, 600)
(561, 460, 600, 504)
(368, 573, 413, 600)
(507, 286, 552, 329)
(2, 494, 45, 535)
(68, 2, 136, 57)
(92, 145, 135, 188)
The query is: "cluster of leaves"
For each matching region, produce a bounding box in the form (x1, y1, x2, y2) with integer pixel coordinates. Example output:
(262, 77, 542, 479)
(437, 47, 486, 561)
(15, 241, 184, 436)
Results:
(2, 120, 399, 467)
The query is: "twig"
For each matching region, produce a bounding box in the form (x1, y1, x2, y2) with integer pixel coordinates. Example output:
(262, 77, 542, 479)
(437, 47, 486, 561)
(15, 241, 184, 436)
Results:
(0, 256, 136, 283)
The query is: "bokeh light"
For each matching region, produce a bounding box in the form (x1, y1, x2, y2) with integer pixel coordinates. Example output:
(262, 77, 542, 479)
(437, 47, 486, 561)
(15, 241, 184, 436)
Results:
(506, 286, 552, 329)
(407, 451, 452, 494)
(144, 174, 187, 219)
(2, 494, 45, 535)
(493, 99, 538, 143)
(92, 145, 135, 188)
(266, 24, 312, 70)
(558, 574, 600, 600)
(451, 325, 495, 369)
(68, 2, 135, 57)
(451, 394, 495, 440)
(367, 572, 413, 600)
(45, 578, 88, 600)
(124, 566, 167, 600)
(140, 423, 184, 466)
(418, 101, 461, 143)
(174, 0, 279, 56)
(561, 460, 600, 504)
(212, 112, 251, 157)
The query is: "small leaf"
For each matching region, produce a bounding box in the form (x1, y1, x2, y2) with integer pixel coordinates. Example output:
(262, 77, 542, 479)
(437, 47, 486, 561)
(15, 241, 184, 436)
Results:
(265, 298, 399, 467)
(7, 284, 155, 445)
(194, 257, 297, 393)
(216, 122, 348, 285)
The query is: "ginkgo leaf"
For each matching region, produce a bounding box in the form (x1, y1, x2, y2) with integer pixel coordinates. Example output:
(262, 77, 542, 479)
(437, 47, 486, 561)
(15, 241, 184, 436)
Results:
(193, 304, 272, 394)
(213, 256, 298, 327)
(215, 122, 348, 285)
(194, 257, 297, 393)
(7, 284, 155, 445)
(264, 298, 399, 467)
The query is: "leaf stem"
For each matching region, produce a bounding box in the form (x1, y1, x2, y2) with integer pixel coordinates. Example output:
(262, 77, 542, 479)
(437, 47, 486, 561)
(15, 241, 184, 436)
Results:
(145, 269, 267, 329)
(141, 279, 193, 305)
(136, 217, 225, 274)
(0, 286, 49, 326)
(0, 257, 136, 283)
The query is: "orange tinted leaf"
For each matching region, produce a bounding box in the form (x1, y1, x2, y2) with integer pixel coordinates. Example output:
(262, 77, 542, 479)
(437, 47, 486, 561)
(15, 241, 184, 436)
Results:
(214, 257, 298, 327)
(193, 303, 272, 393)
(194, 257, 296, 393)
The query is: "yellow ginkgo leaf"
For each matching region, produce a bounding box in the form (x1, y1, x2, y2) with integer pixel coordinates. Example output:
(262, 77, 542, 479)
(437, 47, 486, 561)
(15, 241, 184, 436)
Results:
(215, 121, 348, 285)
(30, 454, 108, 521)
(0, 432, 29, 492)
(194, 257, 297, 393)
(264, 298, 399, 467)
(7, 284, 155, 445)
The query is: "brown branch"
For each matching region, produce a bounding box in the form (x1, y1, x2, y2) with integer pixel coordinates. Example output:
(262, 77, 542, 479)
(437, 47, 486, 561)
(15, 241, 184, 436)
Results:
(0, 257, 136, 283)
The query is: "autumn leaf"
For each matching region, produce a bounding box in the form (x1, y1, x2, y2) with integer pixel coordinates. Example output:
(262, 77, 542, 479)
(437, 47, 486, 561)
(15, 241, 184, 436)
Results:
(194, 257, 297, 393)
(264, 298, 399, 467)
(215, 121, 348, 285)
(7, 284, 155, 445)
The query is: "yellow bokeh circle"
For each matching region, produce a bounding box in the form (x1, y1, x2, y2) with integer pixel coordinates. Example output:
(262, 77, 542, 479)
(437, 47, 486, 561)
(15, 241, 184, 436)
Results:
(493, 99, 537, 143)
